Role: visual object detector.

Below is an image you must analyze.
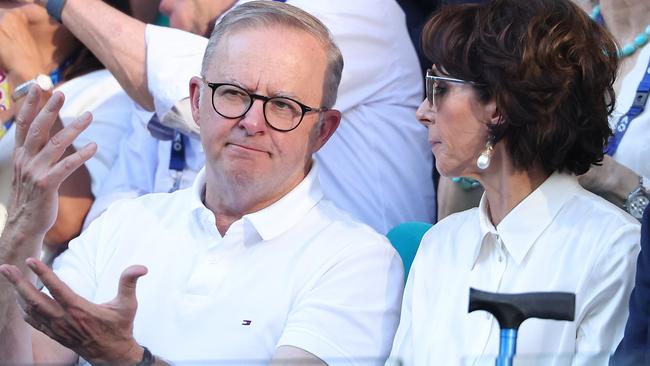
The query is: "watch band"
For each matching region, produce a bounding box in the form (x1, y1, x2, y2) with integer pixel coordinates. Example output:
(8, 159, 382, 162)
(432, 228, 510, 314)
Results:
(46, 0, 68, 23)
(135, 346, 155, 366)
(11, 75, 54, 101)
(625, 177, 650, 220)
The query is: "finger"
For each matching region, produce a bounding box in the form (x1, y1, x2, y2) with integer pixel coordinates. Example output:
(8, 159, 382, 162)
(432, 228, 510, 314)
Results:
(22, 91, 65, 156)
(115, 265, 148, 305)
(45, 142, 97, 188)
(34, 111, 93, 167)
(13, 85, 42, 148)
(25, 258, 82, 309)
(0, 263, 62, 319)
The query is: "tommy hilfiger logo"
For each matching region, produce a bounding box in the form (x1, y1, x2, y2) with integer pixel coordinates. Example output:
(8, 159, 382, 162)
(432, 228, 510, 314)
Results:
(242, 320, 252, 326)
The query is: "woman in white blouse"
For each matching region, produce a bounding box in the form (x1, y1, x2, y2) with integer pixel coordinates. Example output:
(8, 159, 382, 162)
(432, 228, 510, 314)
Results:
(389, 0, 641, 364)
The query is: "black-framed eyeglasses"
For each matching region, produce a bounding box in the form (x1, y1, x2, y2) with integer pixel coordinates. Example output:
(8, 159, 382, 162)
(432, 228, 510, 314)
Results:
(425, 69, 485, 107)
(205, 81, 328, 132)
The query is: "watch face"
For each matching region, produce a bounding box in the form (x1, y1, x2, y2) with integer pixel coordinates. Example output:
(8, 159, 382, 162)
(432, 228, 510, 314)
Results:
(35, 74, 54, 91)
(629, 194, 650, 220)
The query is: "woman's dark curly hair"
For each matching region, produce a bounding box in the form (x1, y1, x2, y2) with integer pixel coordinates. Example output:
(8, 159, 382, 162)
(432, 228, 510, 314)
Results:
(422, 0, 619, 175)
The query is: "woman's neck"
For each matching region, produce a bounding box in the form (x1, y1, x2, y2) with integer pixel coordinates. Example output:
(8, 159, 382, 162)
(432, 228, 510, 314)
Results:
(478, 145, 550, 226)
(600, 0, 649, 45)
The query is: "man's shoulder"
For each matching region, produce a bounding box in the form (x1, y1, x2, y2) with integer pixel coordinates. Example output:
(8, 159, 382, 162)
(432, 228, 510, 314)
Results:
(97, 187, 192, 225)
(302, 199, 398, 255)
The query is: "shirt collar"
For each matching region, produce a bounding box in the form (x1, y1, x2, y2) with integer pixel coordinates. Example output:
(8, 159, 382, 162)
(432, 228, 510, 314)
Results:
(475, 171, 582, 266)
(189, 160, 324, 241)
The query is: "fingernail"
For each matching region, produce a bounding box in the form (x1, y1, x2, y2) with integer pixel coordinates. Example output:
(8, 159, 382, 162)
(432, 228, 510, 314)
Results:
(0, 266, 15, 284)
(25, 259, 37, 270)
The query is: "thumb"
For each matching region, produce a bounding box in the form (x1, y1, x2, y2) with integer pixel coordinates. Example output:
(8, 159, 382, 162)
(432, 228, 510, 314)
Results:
(116, 265, 148, 305)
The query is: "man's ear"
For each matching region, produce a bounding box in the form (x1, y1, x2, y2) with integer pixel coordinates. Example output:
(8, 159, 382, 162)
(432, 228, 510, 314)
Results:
(310, 109, 342, 152)
(189, 76, 203, 126)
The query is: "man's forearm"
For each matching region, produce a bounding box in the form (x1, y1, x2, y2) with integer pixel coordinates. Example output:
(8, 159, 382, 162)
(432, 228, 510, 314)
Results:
(0, 227, 42, 363)
(58, 0, 154, 110)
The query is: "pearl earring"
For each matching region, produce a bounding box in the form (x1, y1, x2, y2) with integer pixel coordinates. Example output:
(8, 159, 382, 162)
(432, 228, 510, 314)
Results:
(476, 137, 494, 170)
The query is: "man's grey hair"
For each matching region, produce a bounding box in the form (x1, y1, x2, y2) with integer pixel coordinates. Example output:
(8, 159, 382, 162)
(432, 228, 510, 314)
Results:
(201, 1, 344, 109)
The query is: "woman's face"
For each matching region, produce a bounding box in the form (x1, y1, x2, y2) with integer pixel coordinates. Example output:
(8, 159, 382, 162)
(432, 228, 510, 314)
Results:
(416, 67, 496, 178)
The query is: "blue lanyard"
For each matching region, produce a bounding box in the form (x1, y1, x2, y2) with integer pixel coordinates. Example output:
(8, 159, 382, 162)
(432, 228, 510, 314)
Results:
(606, 56, 650, 156)
(169, 131, 186, 192)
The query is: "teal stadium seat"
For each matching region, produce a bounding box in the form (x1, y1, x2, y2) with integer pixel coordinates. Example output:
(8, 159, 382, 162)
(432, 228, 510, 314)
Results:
(387, 221, 432, 282)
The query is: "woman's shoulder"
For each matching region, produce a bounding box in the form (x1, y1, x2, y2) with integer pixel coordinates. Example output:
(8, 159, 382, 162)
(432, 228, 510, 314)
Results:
(419, 208, 482, 250)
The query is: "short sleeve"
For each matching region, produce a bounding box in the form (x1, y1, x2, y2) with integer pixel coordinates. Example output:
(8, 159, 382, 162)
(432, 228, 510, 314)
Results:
(145, 25, 207, 118)
(276, 243, 404, 365)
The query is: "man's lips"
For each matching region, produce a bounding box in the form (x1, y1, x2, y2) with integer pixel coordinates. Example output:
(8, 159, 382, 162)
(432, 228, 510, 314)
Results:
(226, 142, 270, 155)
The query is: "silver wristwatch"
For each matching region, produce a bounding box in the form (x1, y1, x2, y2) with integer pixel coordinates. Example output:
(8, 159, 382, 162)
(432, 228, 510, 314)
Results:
(11, 74, 54, 101)
(625, 178, 650, 220)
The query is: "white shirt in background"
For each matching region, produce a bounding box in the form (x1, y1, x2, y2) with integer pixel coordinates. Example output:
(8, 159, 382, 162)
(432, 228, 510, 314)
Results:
(611, 44, 650, 188)
(390, 172, 640, 365)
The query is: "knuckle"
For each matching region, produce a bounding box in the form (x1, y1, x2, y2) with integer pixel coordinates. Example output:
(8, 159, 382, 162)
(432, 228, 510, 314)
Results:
(49, 134, 63, 149)
(29, 125, 42, 138)
(34, 176, 50, 191)
(23, 298, 41, 316)
(14, 115, 29, 130)
(63, 155, 81, 170)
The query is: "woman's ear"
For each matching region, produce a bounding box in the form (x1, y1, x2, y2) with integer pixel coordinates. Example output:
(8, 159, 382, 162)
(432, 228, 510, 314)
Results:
(484, 99, 502, 126)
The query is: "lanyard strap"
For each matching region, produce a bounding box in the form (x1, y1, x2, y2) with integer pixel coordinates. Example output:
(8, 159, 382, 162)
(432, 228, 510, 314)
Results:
(169, 131, 186, 192)
(606, 56, 650, 156)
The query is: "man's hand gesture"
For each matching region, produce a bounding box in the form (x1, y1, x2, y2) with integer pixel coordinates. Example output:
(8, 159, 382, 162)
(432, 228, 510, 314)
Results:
(0, 259, 149, 365)
(6, 87, 96, 239)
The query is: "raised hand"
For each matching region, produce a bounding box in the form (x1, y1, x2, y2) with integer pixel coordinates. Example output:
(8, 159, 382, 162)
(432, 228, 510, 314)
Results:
(6, 87, 96, 239)
(0, 258, 149, 365)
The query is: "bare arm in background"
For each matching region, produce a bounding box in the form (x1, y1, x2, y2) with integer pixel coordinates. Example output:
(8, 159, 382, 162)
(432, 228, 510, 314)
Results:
(25, 0, 153, 110)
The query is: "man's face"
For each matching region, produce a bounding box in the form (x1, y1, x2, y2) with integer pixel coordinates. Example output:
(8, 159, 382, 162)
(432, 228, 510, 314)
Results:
(190, 25, 338, 210)
(158, 0, 236, 36)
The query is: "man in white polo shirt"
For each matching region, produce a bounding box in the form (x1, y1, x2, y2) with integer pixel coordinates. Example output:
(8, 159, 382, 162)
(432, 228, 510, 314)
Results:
(0, 2, 403, 365)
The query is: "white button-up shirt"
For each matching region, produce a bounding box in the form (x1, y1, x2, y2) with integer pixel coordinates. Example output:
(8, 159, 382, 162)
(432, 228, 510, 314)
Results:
(390, 172, 640, 365)
(52, 162, 404, 364)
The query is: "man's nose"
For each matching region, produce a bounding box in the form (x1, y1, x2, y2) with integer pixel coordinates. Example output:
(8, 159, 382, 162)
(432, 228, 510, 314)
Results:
(238, 99, 267, 135)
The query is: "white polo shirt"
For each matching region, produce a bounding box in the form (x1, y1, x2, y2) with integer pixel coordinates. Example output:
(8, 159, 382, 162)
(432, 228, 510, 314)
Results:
(52, 162, 404, 364)
(88, 0, 436, 234)
(390, 172, 640, 365)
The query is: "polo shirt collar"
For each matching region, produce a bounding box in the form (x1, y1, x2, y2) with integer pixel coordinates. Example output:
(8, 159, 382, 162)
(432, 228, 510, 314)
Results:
(189, 160, 324, 241)
(475, 171, 581, 266)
